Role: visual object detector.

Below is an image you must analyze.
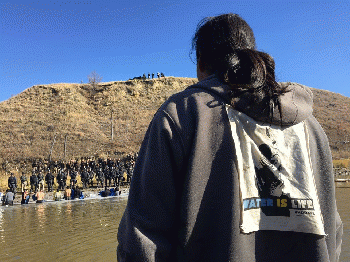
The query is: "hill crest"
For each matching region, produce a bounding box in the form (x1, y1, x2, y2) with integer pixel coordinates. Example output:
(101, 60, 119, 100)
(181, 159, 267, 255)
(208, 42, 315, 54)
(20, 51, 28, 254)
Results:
(0, 77, 349, 167)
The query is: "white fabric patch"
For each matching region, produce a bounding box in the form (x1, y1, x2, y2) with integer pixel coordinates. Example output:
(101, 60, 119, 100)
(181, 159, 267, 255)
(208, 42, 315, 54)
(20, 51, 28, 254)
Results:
(226, 105, 325, 236)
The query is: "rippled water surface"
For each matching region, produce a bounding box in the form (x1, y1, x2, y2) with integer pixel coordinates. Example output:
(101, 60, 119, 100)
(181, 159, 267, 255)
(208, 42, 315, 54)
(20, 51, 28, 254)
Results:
(335, 185, 350, 262)
(0, 196, 128, 261)
(0, 187, 349, 261)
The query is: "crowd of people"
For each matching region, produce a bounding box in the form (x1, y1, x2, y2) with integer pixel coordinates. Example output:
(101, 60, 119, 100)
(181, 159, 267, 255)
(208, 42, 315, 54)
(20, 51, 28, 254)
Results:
(1, 153, 137, 206)
(131, 72, 165, 80)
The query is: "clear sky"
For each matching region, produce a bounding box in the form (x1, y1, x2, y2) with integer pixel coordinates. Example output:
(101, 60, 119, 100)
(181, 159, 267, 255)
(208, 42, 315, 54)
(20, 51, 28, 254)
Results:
(0, 0, 349, 102)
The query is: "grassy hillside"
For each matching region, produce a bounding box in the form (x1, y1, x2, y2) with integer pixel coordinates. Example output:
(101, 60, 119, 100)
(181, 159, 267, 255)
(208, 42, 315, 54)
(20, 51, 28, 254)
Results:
(0, 77, 349, 172)
(0, 77, 197, 166)
(311, 88, 350, 159)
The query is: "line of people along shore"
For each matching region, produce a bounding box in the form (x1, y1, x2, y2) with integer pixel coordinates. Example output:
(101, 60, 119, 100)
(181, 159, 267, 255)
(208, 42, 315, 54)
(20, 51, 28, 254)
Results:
(1, 153, 137, 206)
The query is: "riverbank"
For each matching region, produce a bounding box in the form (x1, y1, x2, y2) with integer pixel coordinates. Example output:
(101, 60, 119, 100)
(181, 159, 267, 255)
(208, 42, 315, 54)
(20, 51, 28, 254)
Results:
(2, 185, 129, 205)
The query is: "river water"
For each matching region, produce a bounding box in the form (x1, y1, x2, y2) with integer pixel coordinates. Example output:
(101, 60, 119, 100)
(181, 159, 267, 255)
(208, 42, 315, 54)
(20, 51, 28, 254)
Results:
(335, 184, 350, 262)
(0, 195, 128, 261)
(0, 187, 349, 261)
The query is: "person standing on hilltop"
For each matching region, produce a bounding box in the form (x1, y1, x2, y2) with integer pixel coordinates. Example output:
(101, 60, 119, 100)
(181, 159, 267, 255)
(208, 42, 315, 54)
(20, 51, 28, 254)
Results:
(117, 14, 343, 261)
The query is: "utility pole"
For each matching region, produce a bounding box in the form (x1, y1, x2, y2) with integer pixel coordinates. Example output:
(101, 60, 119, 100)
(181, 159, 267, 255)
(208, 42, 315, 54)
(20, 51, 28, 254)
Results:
(111, 108, 114, 141)
(48, 135, 57, 162)
(64, 134, 68, 161)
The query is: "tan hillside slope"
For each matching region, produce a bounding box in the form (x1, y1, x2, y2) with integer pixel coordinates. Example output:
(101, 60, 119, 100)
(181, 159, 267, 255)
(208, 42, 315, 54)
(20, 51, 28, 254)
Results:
(311, 88, 350, 159)
(0, 77, 197, 163)
(0, 78, 349, 164)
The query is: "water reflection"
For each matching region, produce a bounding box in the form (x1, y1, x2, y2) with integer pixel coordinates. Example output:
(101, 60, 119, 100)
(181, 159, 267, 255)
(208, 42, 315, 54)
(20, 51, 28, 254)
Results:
(0, 196, 128, 261)
(0, 208, 4, 245)
(0, 207, 3, 227)
(36, 204, 47, 231)
(0, 190, 348, 261)
(336, 187, 350, 262)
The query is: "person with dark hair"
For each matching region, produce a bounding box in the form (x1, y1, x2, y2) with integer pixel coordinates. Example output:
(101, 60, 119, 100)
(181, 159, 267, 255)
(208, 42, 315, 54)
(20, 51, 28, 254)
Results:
(20, 172, 28, 192)
(69, 170, 77, 188)
(81, 168, 89, 189)
(30, 171, 38, 193)
(88, 168, 95, 188)
(115, 185, 121, 196)
(37, 171, 45, 192)
(35, 189, 45, 203)
(74, 186, 82, 199)
(117, 14, 342, 261)
(64, 186, 71, 200)
(45, 169, 54, 192)
(8, 173, 17, 194)
(110, 166, 117, 187)
(62, 169, 67, 189)
(4, 189, 15, 206)
(21, 190, 30, 204)
(56, 170, 65, 190)
(96, 167, 104, 188)
(54, 189, 62, 201)
(101, 186, 111, 197)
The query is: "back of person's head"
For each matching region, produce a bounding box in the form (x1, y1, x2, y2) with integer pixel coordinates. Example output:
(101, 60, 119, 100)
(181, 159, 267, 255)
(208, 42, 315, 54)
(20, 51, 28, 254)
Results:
(192, 13, 287, 108)
(193, 14, 255, 65)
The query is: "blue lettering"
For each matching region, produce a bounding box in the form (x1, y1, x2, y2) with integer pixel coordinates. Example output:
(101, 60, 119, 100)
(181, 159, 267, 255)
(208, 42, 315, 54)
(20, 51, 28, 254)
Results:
(243, 199, 250, 210)
(267, 199, 273, 207)
(249, 199, 256, 209)
(243, 198, 278, 210)
(256, 198, 261, 208)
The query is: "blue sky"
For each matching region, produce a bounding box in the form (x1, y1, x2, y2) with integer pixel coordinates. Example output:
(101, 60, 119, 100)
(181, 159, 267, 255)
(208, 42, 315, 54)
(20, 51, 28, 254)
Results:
(0, 0, 349, 102)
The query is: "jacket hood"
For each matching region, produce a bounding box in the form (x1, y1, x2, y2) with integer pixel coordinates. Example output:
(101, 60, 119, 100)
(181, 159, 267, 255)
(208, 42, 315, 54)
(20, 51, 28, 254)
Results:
(190, 75, 313, 126)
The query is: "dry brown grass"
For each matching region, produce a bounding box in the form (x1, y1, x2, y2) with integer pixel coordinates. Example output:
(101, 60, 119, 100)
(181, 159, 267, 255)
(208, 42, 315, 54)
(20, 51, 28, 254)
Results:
(0, 77, 197, 168)
(333, 159, 350, 169)
(311, 88, 350, 159)
(0, 77, 349, 176)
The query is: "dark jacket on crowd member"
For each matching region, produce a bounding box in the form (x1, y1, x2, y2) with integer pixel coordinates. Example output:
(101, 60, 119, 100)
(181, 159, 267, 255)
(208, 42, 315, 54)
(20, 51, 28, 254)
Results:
(8, 174, 17, 188)
(4, 190, 15, 206)
(30, 174, 38, 185)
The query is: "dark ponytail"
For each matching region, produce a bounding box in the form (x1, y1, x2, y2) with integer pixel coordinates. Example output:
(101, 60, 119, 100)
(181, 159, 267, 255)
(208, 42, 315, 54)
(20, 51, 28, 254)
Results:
(192, 14, 288, 121)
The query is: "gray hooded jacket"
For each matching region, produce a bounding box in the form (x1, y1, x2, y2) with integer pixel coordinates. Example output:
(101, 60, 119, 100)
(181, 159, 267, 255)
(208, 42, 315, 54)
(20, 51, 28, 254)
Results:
(117, 76, 343, 261)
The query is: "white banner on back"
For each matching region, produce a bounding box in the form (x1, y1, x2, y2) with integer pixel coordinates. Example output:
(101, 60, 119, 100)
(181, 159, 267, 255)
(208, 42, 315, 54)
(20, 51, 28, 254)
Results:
(226, 105, 325, 235)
